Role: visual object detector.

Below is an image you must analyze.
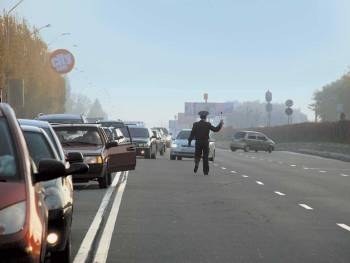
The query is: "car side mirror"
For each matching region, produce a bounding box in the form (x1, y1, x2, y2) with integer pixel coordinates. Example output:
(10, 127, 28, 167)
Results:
(34, 159, 66, 183)
(66, 162, 89, 175)
(106, 141, 119, 149)
(116, 135, 124, 140)
(66, 152, 84, 163)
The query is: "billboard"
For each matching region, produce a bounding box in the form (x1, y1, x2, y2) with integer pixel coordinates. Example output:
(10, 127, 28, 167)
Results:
(184, 102, 234, 116)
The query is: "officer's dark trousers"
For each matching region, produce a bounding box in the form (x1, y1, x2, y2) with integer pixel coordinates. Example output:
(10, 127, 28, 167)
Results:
(195, 140, 209, 174)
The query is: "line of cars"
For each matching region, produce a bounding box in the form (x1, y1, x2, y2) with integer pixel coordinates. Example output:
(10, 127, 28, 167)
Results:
(0, 107, 136, 262)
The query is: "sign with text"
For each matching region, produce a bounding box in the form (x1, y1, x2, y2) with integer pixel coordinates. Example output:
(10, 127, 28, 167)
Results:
(50, 49, 75, 74)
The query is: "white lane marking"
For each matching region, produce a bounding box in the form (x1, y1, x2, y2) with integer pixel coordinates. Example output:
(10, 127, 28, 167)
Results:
(303, 167, 309, 170)
(73, 172, 121, 263)
(290, 164, 296, 167)
(242, 175, 249, 178)
(274, 191, 286, 196)
(319, 170, 327, 173)
(230, 170, 237, 174)
(256, 181, 264, 185)
(221, 167, 227, 170)
(93, 172, 128, 263)
(337, 223, 350, 232)
(298, 204, 313, 210)
(251, 157, 256, 159)
(341, 174, 349, 177)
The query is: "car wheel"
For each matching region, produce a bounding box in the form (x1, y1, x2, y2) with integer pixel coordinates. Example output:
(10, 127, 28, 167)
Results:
(209, 150, 215, 161)
(160, 146, 165, 156)
(107, 173, 112, 186)
(98, 173, 108, 189)
(177, 156, 182, 160)
(268, 146, 273, 153)
(255, 149, 258, 152)
(170, 155, 176, 160)
(244, 145, 250, 152)
(144, 149, 150, 159)
(230, 147, 236, 152)
(50, 235, 71, 263)
(151, 146, 157, 159)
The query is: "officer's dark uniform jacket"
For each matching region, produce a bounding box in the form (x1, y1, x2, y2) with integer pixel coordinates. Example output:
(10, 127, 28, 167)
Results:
(188, 120, 223, 174)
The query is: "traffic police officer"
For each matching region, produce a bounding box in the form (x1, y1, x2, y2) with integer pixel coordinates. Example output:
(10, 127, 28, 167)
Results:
(188, 111, 224, 175)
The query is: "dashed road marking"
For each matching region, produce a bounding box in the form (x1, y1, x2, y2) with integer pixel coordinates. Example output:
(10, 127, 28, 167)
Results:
(221, 167, 227, 170)
(230, 170, 237, 174)
(242, 175, 249, 178)
(256, 181, 264, 185)
(299, 204, 313, 210)
(274, 191, 286, 196)
(341, 174, 349, 177)
(303, 167, 309, 170)
(319, 170, 327, 173)
(251, 157, 256, 159)
(278, 161, 283, 164)
(290, 164, 296, 167)
(337, 223, 350, 232)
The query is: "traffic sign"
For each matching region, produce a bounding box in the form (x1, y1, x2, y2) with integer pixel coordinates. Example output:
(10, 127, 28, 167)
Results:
(50, 49, 75, 74)
(266, 103, 273, 112)
(265, 90, 272, 102)
(285, 99, 294, 108)
(285, 108, 293, 116)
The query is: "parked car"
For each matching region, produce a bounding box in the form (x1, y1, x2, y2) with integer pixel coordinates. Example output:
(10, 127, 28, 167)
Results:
(19, 119, 87, 262)
(152, 127, 172, 147)
(170, 129, 216, 161)
(37, 113, 87, 124)
(129, 127, 157, 159)
(53, 124, 136, 188)
(151, 129, 166, 155)
(0, 103, 66, 263)
(230, 131, 275, 153)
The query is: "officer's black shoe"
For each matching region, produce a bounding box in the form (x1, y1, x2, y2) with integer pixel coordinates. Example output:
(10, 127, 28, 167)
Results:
(194, 165, 198, 173)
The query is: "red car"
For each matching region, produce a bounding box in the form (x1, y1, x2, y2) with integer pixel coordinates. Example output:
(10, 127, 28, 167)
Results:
(0, 103, 67, 262)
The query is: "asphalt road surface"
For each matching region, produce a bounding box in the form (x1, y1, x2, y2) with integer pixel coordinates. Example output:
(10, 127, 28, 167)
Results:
(70, 149, 350, 263)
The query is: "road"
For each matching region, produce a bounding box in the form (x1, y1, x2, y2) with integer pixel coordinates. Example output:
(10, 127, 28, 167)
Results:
(69, 149, 350, 263)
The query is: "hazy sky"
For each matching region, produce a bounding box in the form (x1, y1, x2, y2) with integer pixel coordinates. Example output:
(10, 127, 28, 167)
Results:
(2, 0, 350, 127)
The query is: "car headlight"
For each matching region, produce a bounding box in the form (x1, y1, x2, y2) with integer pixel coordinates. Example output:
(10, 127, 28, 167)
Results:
(0, 201, 26, 235)
(84, 156, 103, 164)
(44, 187, 64, 210)
(171, 143, 178, 148)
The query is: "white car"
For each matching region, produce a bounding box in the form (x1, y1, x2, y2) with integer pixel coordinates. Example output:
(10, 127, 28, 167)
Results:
(170, 129, 216, 161)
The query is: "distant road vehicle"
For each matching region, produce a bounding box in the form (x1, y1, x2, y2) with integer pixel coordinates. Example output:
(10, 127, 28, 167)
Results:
(230, 131, 275, 153)
(19, 119, 87, 262)
(37, 113, 87, 124)
(96, 120, 132, 142)
(170, 129, 216, 161)
(151, 129, 166, 155)
(129, 127, 157, 159)
(152, 127, 172, 147)
(53, 124, 136, 188)
(0, 103, 66, 263)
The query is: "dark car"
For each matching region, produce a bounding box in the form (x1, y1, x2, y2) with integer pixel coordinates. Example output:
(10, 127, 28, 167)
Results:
(19, 119, 86, 262)
(129, 127, 157, 159)
(53, 124, 136, 188)
(0, 103, 66, 263)
(37, 113, 87, 124)
(151, 129, 166, 156)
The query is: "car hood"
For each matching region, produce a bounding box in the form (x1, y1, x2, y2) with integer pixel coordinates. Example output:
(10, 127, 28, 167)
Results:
(133, 138, 150, 143)
(174, 139, 194, 146)
(0, 182, 25, 210)
(62, 145, 104, 156)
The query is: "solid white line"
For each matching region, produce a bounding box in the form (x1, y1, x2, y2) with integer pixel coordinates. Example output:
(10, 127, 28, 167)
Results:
(221, 167, 227, 170)
(93, 172, 128, 263)
(299, 204, 313, 210)
(337, 223, 350, 232)
(242, 175, 249, 178)
(73, 172, 121, 263)
(341, 174, 349, 177)
(230, 170, 237, 174)
(274, 191, 286, 196)
(256, 181, 264, 185)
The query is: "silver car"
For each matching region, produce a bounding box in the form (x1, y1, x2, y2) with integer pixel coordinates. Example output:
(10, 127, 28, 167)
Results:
(230, 131, 275, 153)
(170, 129, 216, 161)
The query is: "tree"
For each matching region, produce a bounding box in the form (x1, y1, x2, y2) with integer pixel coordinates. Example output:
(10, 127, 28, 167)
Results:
(87, 99, 107, 119)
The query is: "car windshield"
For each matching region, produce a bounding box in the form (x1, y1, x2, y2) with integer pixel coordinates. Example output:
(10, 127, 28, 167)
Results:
(176, 130, 191, 140)
(0, 118, 17, 179)
(54, 127, 103, 145)
(234, 132, 246, 139)
(129, 128, 149, 138)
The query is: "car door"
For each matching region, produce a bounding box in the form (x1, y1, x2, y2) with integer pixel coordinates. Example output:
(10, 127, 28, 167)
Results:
(247, 133, 258, 149)
(257, 135, 267, 150)
(106, 126, 136, 173)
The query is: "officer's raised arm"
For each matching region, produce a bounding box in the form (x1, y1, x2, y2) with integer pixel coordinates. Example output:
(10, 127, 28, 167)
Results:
(210, 120, 224, 132)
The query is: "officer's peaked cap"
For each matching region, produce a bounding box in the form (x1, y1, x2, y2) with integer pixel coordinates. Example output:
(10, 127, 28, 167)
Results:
(198, 111, 209, 118)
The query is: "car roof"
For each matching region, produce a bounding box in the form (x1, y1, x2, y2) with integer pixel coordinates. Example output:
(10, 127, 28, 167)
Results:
(52, 123, 101, 128)
(20, 125, 45, 133)
(38, 113, 84, 119)
(18, 118, 51, 128)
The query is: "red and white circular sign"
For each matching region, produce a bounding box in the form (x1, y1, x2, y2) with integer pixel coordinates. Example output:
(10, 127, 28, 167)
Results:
(50, 49, 75, 74)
